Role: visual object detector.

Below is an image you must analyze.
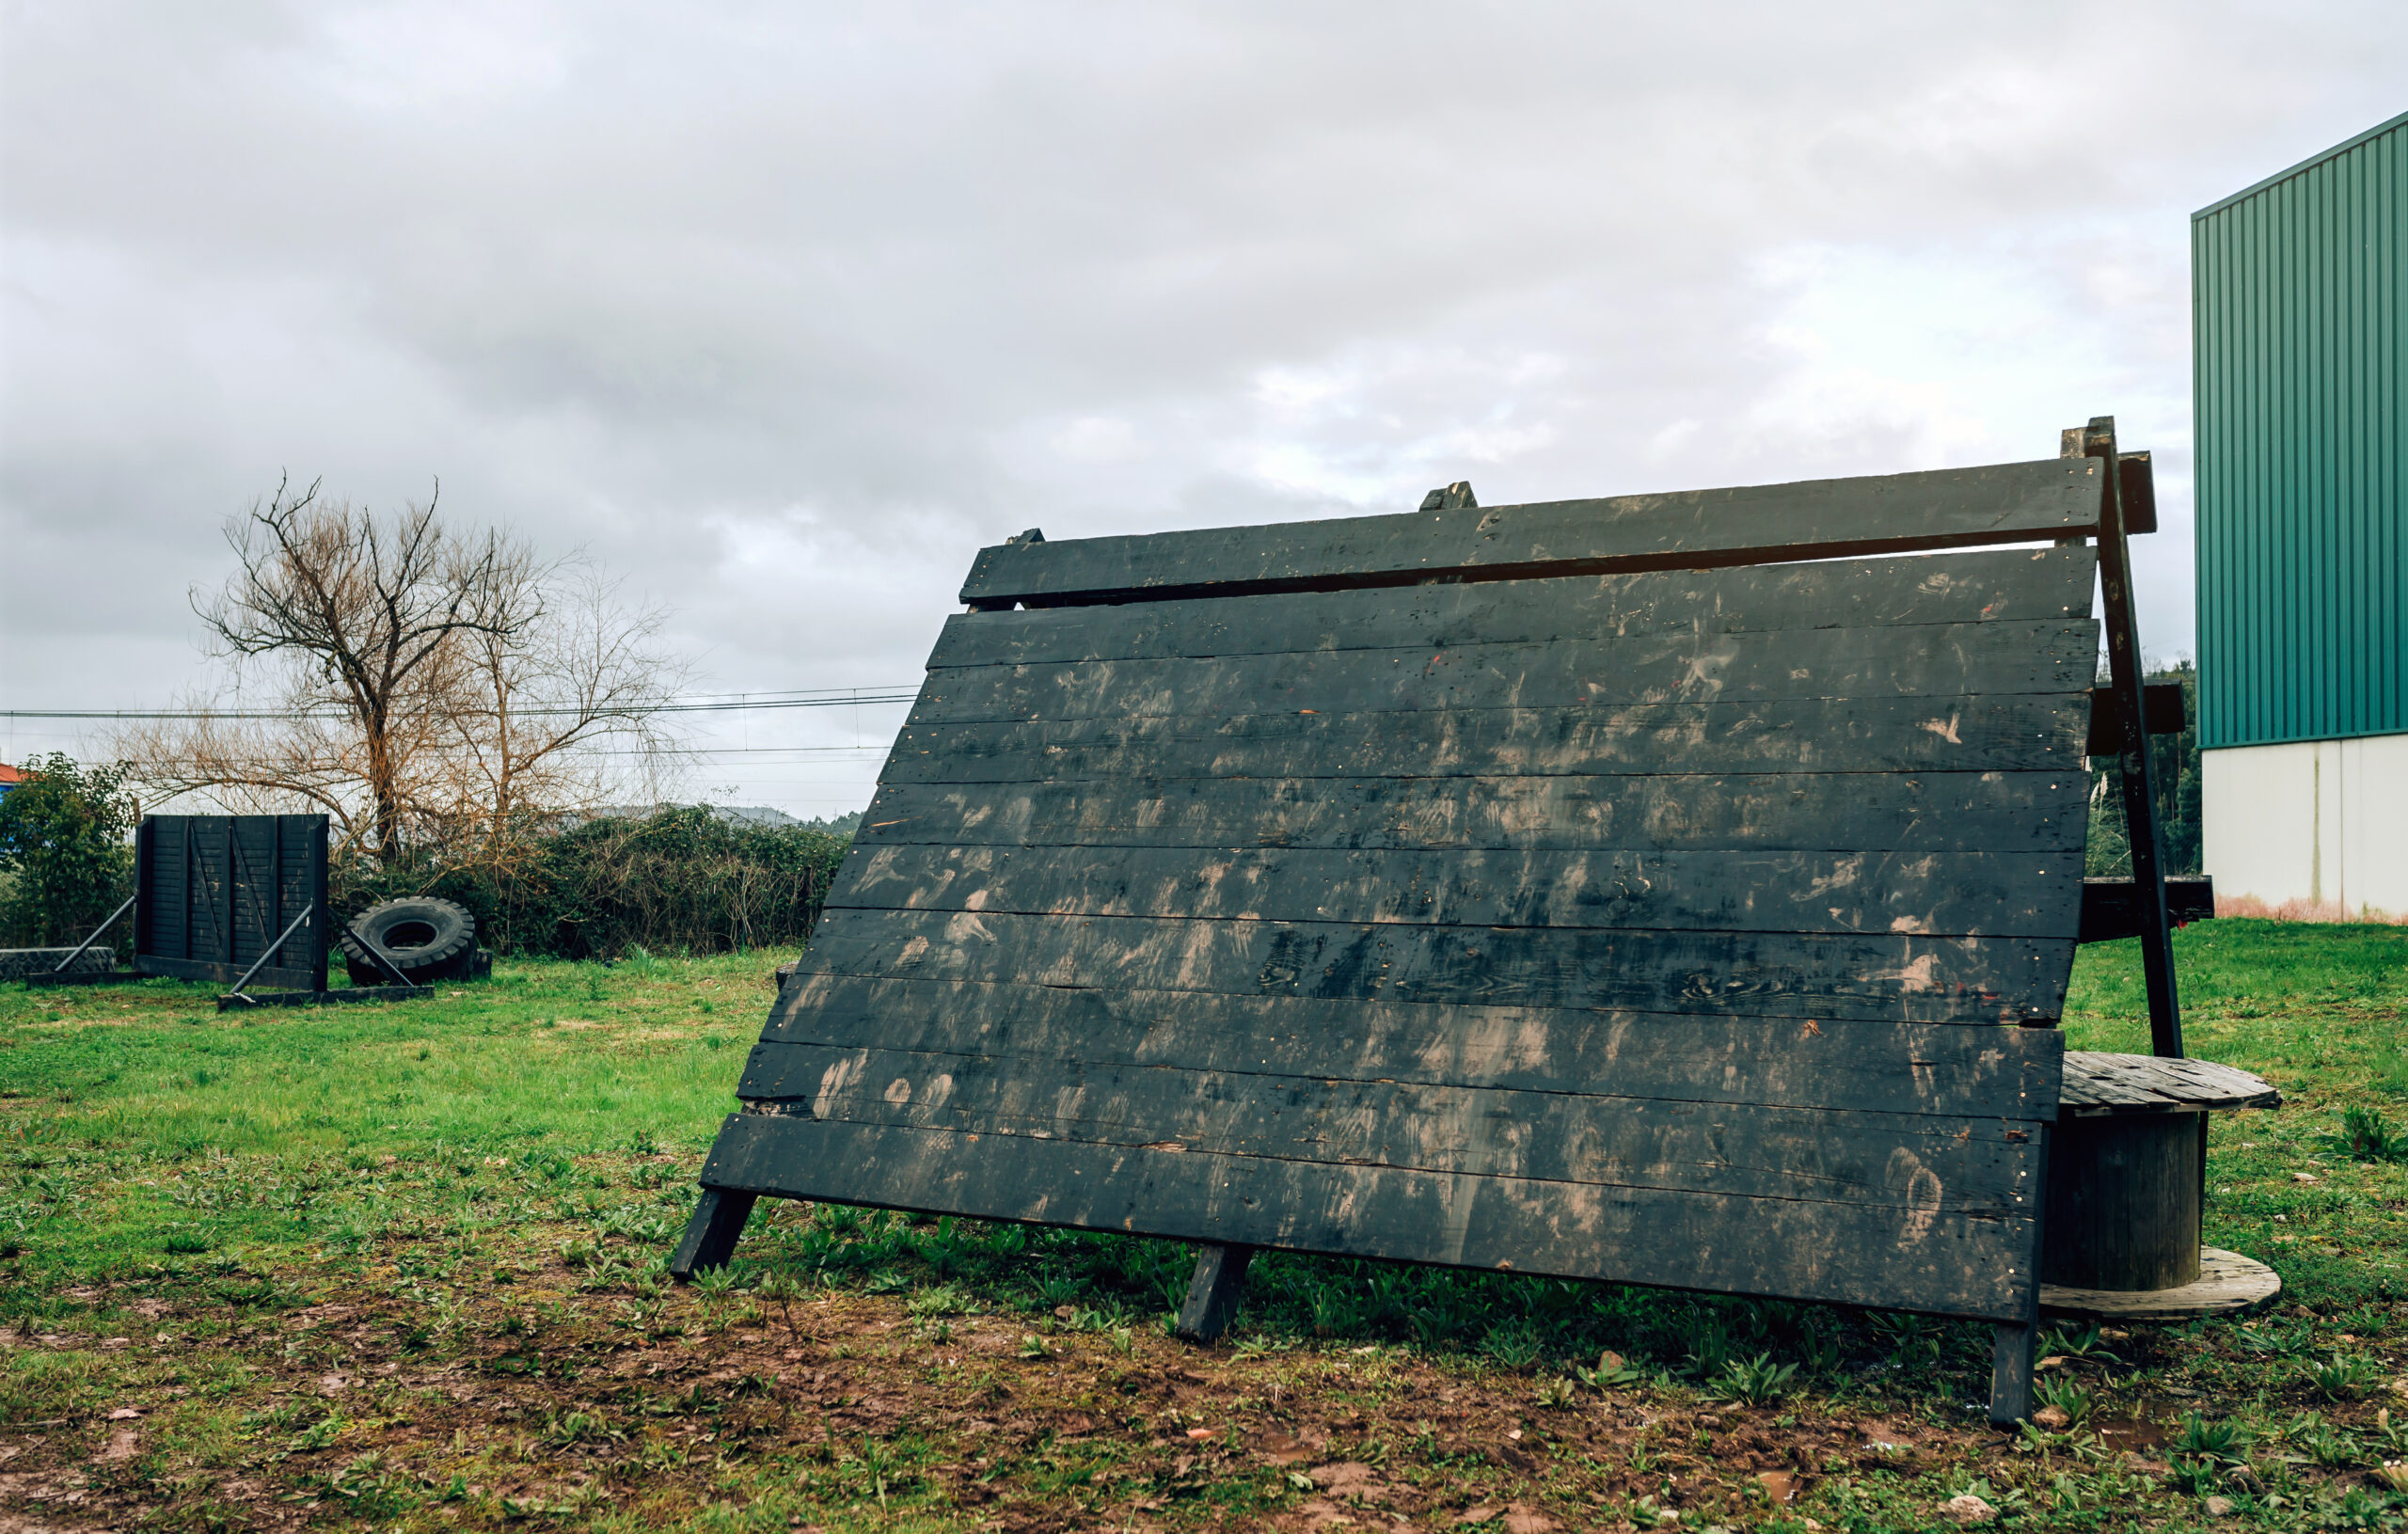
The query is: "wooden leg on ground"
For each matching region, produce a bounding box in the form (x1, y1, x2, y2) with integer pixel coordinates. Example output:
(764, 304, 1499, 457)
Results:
(1175, 1242, 1254, 1343)
(669, 1188, 758, 1281)
(1989, 1320, 2036, 1427)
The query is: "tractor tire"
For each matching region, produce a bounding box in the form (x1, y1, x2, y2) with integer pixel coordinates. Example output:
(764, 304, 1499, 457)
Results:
(342, 897, 477, 986)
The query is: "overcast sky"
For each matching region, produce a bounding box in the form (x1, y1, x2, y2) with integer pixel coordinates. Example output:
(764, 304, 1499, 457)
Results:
(5, 2, 2402, 816)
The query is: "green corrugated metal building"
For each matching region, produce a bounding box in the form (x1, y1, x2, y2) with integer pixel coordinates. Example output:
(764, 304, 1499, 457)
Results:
(2194, 111, 2408, 916)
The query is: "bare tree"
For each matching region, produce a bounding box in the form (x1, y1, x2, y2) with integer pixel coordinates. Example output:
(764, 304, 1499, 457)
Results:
(110, 476, 686, 870)
(427, 550, 690, 869)
(180, 476, 515, 861)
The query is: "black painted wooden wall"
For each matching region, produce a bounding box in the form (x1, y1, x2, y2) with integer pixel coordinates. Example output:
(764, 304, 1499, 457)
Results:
(135, 814, 328, 990)
(701, 457, 2107, 1325)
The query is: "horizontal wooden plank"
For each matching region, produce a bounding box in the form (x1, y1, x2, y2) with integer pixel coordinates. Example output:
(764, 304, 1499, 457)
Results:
(2079, 877, 2214, 943)
(132, 955, 319, 988)
(960, 457, 2107, 608)
(702, 1112, 2043, 1321)
(854, 772, 2088, 857)
(2084, 684, 2189, 754)
(907, 622, 2098, 728)
(793, 909, 2076, 1023)
(933, 546, 2098, 670)
(841, 843, 2086, 937)
(759, 978, 2065, 1119)
(2059, 1052, 2279, 1114)
(737, 1043, 2040, 1214)
(881, 696, 2091, 785)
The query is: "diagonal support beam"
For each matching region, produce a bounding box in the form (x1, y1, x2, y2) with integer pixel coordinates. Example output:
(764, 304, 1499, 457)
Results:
(2068, 417, 2183, 1059)
(1175, 1242, 1254, 1343)
(669, 1188, 758, 1281)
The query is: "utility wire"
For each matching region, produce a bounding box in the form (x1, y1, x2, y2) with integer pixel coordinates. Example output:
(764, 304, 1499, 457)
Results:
(0, 686, 921, 721)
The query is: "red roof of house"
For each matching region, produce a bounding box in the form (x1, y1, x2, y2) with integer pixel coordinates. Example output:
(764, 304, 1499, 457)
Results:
(0, 765, 26, 786)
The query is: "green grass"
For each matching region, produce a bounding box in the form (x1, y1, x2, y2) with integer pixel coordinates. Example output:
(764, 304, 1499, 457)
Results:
(0, 924, 2404, 1531)
(0, 954, 759, 1286)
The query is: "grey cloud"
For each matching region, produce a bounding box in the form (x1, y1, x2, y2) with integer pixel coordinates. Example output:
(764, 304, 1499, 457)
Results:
(6, 0, 2403, 809)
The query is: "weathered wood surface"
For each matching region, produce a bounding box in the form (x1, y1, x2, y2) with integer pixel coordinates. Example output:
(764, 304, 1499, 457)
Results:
(737, 1045, 2043, 1212)
(909, 623, 2099, 725)
(1176, 1243, 1254, 1342)
(2042, 1113, 2203, 1290)
(883, 696, 2090, 784)
(702, 1111, 2044, 1321)
(857, 772, 2087, 855)
(668, 1190, 758, 1281)
(1990, 1321, 2037, 1426)
(795, 909, 2074, 1023)
(694, 485, 2100, 1334)
(937, 546, 2097, 670)
(753, 988, 2063, 1116)
(2059, 1052, 2279, 1114)
(2039, 1247, 2279, 1321)
(960, 458, 2108, 608)
(841, 844, 2084, 935)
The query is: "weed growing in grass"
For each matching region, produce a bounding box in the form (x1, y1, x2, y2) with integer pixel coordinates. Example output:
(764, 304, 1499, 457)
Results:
(2040, 1321, 2123, 1365)
(2033, 1375, 2095, 1430)
(1530, 1374, 1578, 1410)
(1481, 1320, 1542, 1370)
(2302, 1351, 2384, 1400)
(1708, 1352, 1798, 1405)
(906, 1281, 974, 1317)
(2172, 1412, 2256, 1494)
(2328, 1104, 2408, 1162)
(2286, 1412, 2367, 1468)
(1575, 1349, 1646, 1390)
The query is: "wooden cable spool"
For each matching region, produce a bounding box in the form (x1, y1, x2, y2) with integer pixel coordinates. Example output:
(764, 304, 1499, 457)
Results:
(2040, 1052, 2282, 1319)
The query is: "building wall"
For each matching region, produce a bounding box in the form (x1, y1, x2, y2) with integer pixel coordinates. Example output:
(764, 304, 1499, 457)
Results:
(2192, 112, 2405, 751)
(2201, 733, 2408, 917)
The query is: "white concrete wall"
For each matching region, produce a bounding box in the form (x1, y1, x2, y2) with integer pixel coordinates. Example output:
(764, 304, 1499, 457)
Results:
(2203, 733, 2408, 917)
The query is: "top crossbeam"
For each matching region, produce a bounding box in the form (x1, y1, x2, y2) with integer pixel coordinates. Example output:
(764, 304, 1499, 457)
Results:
(962, 456, 2110, 609)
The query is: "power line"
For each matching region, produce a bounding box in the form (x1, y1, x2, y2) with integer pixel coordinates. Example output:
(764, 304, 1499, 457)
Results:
(0, 686, 922, 722)
(605, 746, 893, 758)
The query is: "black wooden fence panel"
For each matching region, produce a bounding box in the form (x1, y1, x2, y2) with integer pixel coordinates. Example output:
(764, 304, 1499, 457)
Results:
(134, 815, 327, 989)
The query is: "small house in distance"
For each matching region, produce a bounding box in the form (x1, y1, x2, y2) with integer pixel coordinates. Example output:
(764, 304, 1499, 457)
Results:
(2194, 111, 2406, 919)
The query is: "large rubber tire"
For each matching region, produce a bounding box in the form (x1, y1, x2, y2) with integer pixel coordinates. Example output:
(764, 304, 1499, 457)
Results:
(342, 897, 477, 986)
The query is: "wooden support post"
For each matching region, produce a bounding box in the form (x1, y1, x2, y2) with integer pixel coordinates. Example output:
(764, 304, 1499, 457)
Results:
(133, 818, 153, 962)
(1989, 1320, 2037, 1427)
(668, 1189, 758, 1281)
(308, 818, 329, 994)
(1175, 1242, 1253, 1343)
(217, 818, 235, 969)
(2067, 417, 2183, 1059)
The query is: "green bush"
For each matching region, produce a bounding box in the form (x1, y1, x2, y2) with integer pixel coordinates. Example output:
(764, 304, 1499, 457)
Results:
(0, 753, 136, 951)
(334, 805, 850, 959)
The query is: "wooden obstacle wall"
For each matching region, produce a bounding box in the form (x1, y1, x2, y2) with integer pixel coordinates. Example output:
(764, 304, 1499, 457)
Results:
(700, 456, 2115, 1329)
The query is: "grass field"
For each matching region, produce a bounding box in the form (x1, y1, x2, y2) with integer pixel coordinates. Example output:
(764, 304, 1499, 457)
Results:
(4, 923, 2408, 1532)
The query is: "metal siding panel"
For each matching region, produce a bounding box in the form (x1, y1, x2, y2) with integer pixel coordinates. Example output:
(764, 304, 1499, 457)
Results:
(2193, 115, 2408, 750)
